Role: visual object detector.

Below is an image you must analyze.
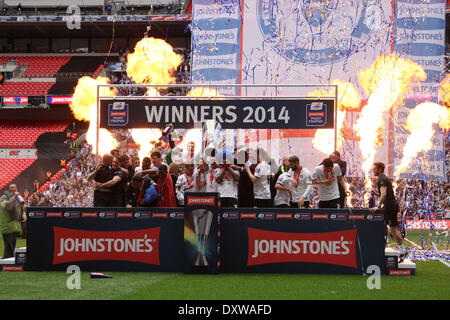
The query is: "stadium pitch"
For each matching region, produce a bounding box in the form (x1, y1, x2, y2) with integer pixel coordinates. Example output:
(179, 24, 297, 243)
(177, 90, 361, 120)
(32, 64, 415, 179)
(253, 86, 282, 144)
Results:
(0, 231, 449, 300)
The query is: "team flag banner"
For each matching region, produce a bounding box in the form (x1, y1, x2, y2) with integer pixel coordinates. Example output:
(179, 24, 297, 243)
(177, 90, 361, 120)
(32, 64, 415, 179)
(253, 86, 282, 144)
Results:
(220, 208, 386, 275)
(99, 99, 335, 129)
(183, 193, 219, 274)
(191, 0, 243, 96)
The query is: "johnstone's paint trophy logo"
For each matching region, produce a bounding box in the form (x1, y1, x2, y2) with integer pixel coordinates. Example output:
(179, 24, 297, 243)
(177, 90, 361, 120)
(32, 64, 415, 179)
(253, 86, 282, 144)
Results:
(257, 0, 382, 65)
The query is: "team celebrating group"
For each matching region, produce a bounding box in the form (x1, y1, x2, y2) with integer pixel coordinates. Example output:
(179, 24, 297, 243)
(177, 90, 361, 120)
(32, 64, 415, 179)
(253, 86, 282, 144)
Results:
(88, 148, 397, 218)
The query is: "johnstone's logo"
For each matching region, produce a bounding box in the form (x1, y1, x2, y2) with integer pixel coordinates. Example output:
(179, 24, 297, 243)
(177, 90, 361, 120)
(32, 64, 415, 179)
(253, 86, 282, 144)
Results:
(53, 227, 160, 265)
(186, 196, 216, 206)
(257, 0, 382, 65)
(247, 228, 357, 268)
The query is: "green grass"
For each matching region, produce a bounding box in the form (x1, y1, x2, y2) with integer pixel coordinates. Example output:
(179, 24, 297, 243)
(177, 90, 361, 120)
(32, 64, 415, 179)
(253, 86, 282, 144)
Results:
(0, 261, 448, 300)
(0, 232, 448, 300)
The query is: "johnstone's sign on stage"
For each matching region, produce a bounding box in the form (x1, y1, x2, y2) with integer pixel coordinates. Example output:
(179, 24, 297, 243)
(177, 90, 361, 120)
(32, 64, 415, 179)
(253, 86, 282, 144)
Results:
(99, 99, 335, 129)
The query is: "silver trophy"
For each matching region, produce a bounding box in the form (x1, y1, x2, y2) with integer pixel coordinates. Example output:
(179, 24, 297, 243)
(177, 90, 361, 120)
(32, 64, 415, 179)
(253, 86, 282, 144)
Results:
(192, 209, 214, 266)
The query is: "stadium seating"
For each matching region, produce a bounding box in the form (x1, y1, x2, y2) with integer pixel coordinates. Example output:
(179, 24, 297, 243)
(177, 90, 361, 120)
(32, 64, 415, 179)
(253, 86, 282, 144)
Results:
(92, 64, 104, 78)
(0, 120, 70, 148)
(0, 81, 55, 96)
(0, 158, 36, 191)
(0, 56, 70, 78)
(15, 56, 71, 78)
(0, 56, 10, 65)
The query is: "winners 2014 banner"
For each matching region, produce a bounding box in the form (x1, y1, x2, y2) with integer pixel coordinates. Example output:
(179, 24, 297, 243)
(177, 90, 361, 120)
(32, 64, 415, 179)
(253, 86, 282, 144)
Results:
(100, 98, 335, 129)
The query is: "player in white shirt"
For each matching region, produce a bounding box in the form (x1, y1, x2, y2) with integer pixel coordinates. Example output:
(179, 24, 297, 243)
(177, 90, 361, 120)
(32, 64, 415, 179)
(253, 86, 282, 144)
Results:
(287, 156, 312, 208)
(274, 170, 292, 208)
(215, 155, 240, 208)
(175, 163, 195, 206)
(311, 157, 349, 208)
(193, 158, 217, 193)
(245, 148, 272, 208)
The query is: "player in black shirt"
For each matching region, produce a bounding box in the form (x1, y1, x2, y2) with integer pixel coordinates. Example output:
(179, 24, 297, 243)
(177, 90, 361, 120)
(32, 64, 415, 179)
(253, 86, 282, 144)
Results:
(87, 154, 114, 207)
(369, 162, 407, 262)
(96, 156, 128, 207)
(235, 148, 254, 208)
(126, 175, 143, 208)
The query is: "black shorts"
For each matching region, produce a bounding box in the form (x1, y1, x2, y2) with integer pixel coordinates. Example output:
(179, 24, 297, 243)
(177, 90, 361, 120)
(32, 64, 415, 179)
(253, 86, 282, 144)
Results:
(384, 202, 400, 227)
(275, 204, 290, 208)
(253, 198, 272, 208)
(318, 198, 340, 209)
(94, 191, 113, 207)
(220, 197, 238, 208)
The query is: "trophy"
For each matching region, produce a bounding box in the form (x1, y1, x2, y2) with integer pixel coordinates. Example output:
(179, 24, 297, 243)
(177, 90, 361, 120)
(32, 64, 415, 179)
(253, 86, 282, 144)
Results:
(191, 209, 214, 266)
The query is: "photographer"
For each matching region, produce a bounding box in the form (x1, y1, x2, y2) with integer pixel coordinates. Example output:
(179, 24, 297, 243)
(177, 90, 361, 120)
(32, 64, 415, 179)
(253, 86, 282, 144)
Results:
(0, 184, 26, 259)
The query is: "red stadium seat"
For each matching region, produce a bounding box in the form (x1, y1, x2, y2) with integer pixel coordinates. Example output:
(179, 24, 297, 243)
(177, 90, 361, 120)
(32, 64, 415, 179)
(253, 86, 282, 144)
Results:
(0, 158, 36, 190)
(12, 56, 71, 78)
(0, 81, 55, 96)
(0, 120, 70, 149)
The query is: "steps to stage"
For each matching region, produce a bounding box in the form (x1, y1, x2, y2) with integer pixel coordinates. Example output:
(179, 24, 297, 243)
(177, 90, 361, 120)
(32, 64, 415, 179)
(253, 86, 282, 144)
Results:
(0, 247, 26, 271)
(385, 247, 416, 276)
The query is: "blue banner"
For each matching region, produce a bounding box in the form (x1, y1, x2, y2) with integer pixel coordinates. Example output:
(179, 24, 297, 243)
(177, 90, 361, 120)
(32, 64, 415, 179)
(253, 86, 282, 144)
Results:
(392, 0, 447, 181)
(394, 0, 446, 84)
(191, 0, 242, 95)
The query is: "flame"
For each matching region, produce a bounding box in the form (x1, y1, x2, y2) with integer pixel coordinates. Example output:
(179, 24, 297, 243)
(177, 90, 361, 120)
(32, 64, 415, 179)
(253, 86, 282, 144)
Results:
(126, 37, 182, 87)
(130, 128, 162, 161)
(439, 73, 450, 107)
(310, 79, 361, 155)
(311, 110, 346, 155)
(187, 87, 222, 98)
(355, 54, 427, 177)
(129, 89, 162, 161)
(395, 102, 450, 177)
(126, 38, 180, 160)
(344, 180, 353, 208)
(69, 76, 118, 156)
(146, 87, 161, 97)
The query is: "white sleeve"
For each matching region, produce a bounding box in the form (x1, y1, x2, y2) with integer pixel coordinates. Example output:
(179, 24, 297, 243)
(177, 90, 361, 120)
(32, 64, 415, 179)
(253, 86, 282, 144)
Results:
(214, 168, 222, 182)
(334, 164, 342, 177)
(302, 170, 312, 198)
(229, 167, 240, 179)
(311, 167, 319, 181)
(276, 174, 285, 185)
(253, 164, 262, 178)
(176, 175, 184, 187)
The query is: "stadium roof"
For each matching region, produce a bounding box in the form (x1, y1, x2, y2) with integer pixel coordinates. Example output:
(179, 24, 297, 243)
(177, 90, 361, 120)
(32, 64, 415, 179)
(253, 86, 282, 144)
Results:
(0, 17, 191, 39)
